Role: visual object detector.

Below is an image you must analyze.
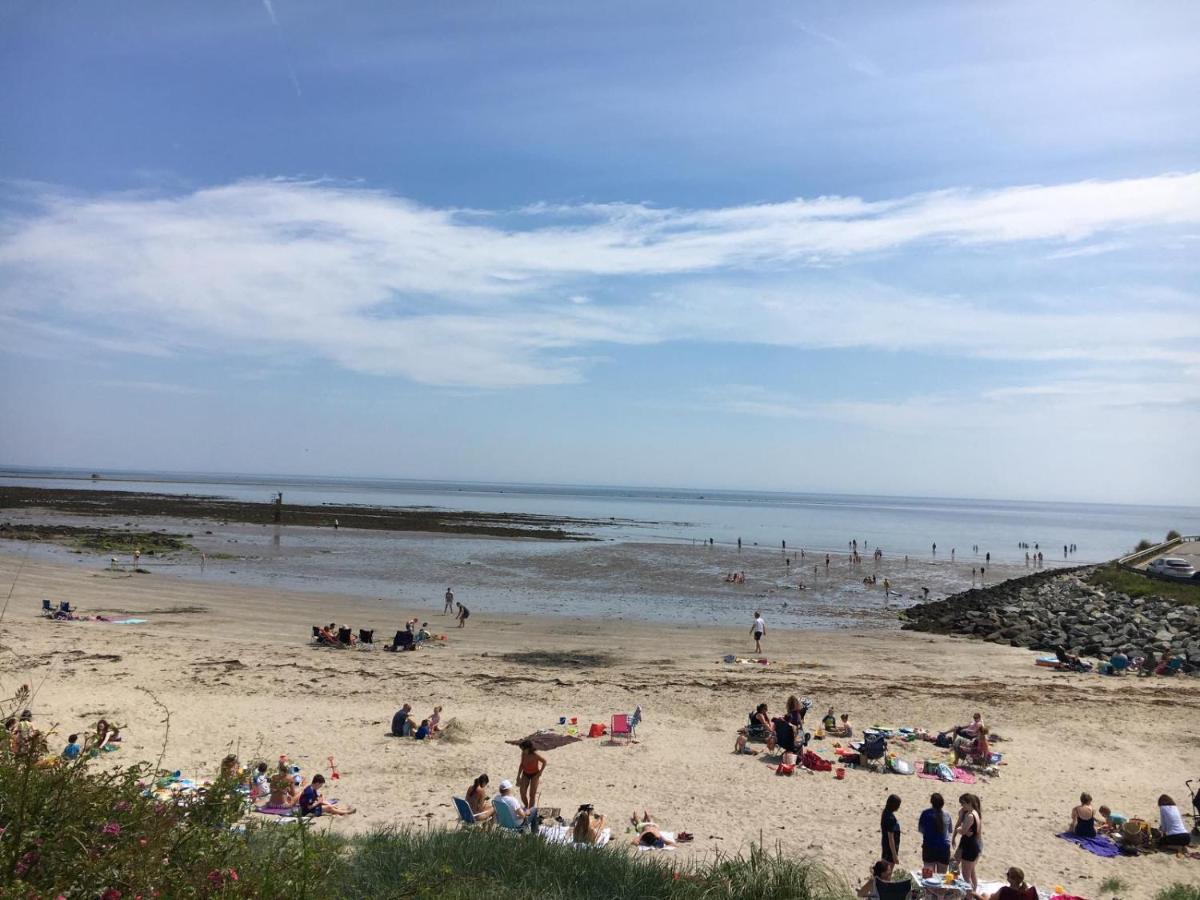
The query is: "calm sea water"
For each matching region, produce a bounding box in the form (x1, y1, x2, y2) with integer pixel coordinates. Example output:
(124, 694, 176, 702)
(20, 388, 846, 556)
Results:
(3, 466, 1197, 564)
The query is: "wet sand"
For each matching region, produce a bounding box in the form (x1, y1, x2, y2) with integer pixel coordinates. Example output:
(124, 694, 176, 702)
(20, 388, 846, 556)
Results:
(2, 551, 1197, 898)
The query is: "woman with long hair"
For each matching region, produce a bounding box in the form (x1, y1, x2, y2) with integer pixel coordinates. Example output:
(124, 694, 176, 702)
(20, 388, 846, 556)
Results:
(465, 774, 494, 822)
(953, 793, 983, 890)
(516, 740, 547, 809)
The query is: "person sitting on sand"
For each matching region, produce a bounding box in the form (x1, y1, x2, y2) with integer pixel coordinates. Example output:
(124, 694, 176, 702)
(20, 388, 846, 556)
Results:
(1157, 794, 1192, 850)
(822, 707, 837, 732)
(391, 703, 413, 737)
(970, 866, 1037, 900)
(516, 739, 547, 808)
(466, 774, 495, 822)
(266, 764, 301, 809)
(572, 804, 608, 844)
(734, 729, 761, 755)
(835, 713, 854, 738)
(251, 762, 270, 799)
(493, 779, 536, 828)
(1070, 792, 1097, 838)
(299, 774, 354, 817)
(219, 753, 241, 782)
(1096, 805, 1127, 832)
(413, 719, 432, 740)
(629, 811, 691, 847)
(95, 718, 122, 746)
(62, 733, 82, 761)
(428, 706, 443, 733)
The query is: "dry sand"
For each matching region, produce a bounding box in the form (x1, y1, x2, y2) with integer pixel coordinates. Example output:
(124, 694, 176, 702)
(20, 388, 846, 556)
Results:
(2, 551, 1198, 897)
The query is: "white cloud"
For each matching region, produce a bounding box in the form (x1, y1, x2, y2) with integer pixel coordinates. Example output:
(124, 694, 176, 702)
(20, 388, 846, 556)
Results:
(1, 172, 1198, 387)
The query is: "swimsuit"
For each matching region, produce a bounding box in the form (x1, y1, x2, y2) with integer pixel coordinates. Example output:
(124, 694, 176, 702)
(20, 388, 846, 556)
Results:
(1074, 814, 1096, 838)
(959, 814, 981, 861)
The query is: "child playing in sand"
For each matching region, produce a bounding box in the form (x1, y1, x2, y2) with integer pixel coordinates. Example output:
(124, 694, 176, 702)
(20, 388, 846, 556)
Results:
(428, 706, 443, 733)
(62, 734, 81, 761)
(299, 774, 354, 817)
(834, 713, 853, 737)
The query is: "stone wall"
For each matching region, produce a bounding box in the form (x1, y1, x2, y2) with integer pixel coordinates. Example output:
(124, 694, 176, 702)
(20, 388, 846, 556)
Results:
(899, 566, 1200, 664)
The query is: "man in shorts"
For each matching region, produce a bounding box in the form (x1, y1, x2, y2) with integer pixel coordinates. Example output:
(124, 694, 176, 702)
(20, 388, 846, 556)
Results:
(751, 611, 766, 653)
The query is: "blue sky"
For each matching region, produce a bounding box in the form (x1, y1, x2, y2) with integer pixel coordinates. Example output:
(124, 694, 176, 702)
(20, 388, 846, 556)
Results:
(1, 1, 1198, 504)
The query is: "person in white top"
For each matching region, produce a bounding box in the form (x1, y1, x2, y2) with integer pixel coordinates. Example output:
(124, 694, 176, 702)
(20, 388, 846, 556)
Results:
(1157, 794, 1192, 849)
(751, 611, 766, 653)
(493, 779, 536, 829)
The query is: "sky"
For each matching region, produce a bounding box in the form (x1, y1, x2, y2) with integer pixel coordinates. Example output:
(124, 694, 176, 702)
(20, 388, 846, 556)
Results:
(1, 0, 1198, 505)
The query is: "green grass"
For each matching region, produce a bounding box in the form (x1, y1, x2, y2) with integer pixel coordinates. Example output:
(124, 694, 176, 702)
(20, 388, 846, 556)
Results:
(1087, 563, 1200, 606)
(339, 828, 851, 900)
(1155, 885, 1200, 900)
(1099, 876, 1128, 895)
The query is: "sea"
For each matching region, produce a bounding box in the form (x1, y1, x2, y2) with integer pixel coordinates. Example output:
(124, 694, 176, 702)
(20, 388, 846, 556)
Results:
(2, 466, 1197, 564)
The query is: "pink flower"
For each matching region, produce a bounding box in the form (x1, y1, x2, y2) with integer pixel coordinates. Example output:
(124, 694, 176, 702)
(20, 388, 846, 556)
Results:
(102, 821, 121, 836)
(228, 869, 238, 882)
(113, 800, 132, 812)
(207, 870, 222, 885)
(101, 891, 122, 900)
(138, 838, 148, 847)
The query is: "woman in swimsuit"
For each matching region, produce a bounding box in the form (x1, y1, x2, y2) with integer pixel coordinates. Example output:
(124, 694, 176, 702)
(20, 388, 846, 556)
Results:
(953, 793, 983, 891)
(1070, 792, 1096, 838)
(571, 804, 607, 844)
(516, 740, 547, 809)
(465, 774, 494, 822)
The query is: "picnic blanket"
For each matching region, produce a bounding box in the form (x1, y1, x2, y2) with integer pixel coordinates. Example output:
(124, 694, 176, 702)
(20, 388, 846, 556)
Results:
(1057, 832, 1120, 858)
(917, 766, 977, 784)
(506, 732, 582, 752)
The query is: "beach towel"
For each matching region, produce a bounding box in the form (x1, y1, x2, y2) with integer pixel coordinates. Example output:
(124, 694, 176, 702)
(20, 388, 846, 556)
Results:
(917, 766, 976, 784)
(1057, 832, 1120, 857)
(255, 805, 299, 817)
(506, 732, 582, 752)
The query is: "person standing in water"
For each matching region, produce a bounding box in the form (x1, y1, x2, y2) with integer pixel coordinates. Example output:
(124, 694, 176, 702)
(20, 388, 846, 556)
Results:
(443, 587, 455, 615)
(751, 611, 766, 653)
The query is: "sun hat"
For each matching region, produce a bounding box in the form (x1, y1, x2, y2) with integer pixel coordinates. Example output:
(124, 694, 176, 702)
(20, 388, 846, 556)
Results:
(499, 779, 513, 791)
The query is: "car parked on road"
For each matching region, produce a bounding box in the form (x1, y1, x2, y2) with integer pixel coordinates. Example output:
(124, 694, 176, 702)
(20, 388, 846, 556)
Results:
(1147, 557, 1197, 579)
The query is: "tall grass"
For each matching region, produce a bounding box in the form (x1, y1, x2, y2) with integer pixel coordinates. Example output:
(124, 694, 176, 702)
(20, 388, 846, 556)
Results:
(1155, 885, 1200, 900)
(339, 828, 850, 900)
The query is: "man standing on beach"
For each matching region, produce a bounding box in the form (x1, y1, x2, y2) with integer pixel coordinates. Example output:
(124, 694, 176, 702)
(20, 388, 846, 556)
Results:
(751, 611, 766, 653)
(443, 587, 454, 615)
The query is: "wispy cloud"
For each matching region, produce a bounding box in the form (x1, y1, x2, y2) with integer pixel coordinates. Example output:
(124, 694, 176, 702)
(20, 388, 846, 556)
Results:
(1, 173, 1198, 388)
(260, 0, 302, 98)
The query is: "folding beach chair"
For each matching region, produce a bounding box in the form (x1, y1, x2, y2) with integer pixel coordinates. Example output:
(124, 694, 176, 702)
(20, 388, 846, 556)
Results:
(311, 626, 321, 643)
(358, 629, 374, 648)
(610, 713, 633, 745)
(59, 601, 72, 615)
(875, 878, 912, 900)
(492, 799, 535, 833)
(41, 599, 53, 617)
(453, 797, 480, 829)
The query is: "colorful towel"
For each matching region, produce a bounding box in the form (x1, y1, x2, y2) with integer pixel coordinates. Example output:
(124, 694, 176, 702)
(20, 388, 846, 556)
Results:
(1057, 832, 1120, 857)
(255, 804, 299, 817)
(917, 766, 976, 784)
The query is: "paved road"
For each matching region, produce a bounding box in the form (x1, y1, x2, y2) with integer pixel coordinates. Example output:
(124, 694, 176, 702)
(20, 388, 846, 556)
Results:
(1135, 538, 1200, 574)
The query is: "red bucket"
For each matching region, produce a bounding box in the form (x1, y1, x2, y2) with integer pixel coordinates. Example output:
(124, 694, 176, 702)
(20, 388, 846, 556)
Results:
(835, 767, 845, 780)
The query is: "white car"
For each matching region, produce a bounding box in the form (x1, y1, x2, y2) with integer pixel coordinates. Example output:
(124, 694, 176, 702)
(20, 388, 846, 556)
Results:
(1147, 557, 1197, 579)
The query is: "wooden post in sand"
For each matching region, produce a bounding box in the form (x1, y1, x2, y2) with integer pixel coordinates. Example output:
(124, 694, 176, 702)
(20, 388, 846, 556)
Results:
(273, 492, 283, 524)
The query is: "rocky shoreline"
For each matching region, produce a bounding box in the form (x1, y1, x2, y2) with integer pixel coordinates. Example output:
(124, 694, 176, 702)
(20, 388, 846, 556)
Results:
(900, 565, 1200, 664)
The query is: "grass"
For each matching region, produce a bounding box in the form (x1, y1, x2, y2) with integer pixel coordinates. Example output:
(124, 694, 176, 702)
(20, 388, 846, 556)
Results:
(1155, 886, 1200, 900)
(1087, 563, 1200, 607)
(338, 828, 851, 900)
(1099, 876, 1128, 895)
(0, 522, 192, 554)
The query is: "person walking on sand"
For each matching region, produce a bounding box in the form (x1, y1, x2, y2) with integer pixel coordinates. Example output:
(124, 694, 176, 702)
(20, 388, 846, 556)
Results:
(751, 610, 766, 653)
(443, 587, 455, 615)
(456, 602, 470, 628)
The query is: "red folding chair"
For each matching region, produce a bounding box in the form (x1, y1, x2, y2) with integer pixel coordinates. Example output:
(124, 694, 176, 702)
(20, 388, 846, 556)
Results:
(610, 713, 633, 745)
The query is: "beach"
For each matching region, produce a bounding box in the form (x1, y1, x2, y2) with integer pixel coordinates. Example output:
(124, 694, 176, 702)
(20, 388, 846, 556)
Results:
(2, 550, 1198, 898)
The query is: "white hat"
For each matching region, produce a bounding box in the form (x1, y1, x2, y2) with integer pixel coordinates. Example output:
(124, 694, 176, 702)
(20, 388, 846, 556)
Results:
(498, 779, 513, 791)
(801, 697, 812, 709)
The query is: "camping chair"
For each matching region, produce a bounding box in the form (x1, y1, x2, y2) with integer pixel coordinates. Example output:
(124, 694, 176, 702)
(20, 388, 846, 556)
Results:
(41, 599, 53, 617)
(492, 799, 535, 833)
(453, 797, 481, 829)
(875, 878, 912, 900)
(746, 711, 771, 743)
(358, 629, 374, 648)
(859, 731, 889, 768)
(610, 713, 633, 745)
(311, 626, 321, 643)
(59, 601, 72, 614)
(773, 718, 798, 754)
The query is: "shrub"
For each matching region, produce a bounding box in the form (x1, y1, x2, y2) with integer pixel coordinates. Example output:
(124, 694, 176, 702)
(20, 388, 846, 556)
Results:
(1166, 529, 1181, 541)
(1100, 876, 1128, 895)
(0, 687, 342, 897)
(1134, 539, 1154, 552)
(1155, 885, 1200, 900)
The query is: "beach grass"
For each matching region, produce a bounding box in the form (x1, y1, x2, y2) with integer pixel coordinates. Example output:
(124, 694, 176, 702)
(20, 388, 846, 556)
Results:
(340, 827, 850, 900)
(1155, 885, 1200, 900)
(1087, 563, 1200, 607)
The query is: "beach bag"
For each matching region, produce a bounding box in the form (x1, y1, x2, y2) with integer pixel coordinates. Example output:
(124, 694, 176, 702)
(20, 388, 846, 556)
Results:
(801, 750, 831, 772)
(889, 758, 913, 775)
(936, 763, 955, 782)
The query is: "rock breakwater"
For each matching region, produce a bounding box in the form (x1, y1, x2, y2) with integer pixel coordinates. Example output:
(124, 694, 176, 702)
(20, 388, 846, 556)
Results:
(900, 566, 1200, 663)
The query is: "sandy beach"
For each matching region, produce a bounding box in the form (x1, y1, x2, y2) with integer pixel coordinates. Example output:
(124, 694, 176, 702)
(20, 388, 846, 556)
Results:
(2, 550, 1198, 897)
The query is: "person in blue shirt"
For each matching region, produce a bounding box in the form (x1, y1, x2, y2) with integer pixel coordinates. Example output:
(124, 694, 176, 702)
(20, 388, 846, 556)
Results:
(62, 734, 82, 760)
(298, 774, 355, 817)
(413, 719, 431, 740)
(918, 792, 952, 872)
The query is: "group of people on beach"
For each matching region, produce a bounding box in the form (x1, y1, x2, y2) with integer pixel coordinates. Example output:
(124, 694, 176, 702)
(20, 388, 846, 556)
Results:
(389, 703, 445, 741)
(5, 709, 121, 760)
(1069, 791, 1194, 851)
